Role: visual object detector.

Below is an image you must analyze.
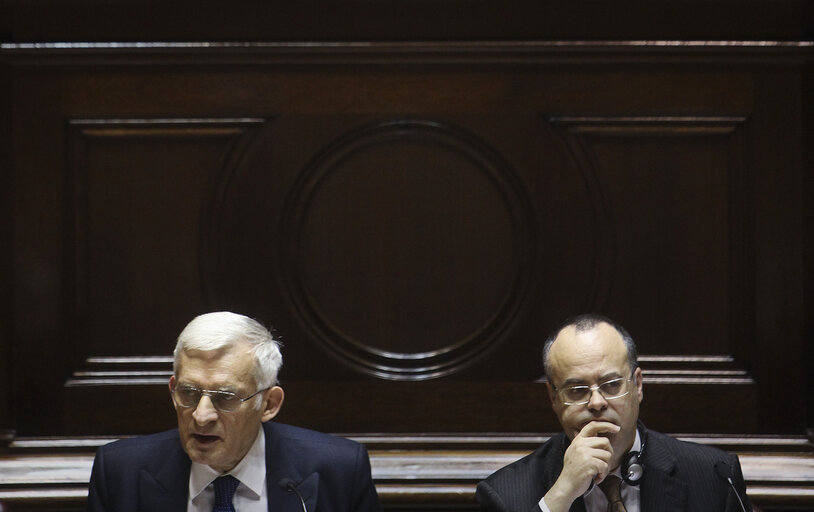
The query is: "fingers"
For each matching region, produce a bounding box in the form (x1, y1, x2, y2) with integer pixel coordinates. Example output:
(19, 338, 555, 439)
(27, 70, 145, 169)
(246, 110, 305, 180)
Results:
(551, 442, 611, 504)
(576, 421, 618, 483)
(578, 420, 620, 439)
(556, 421, 620, 495)
(578, 444, 613, 483)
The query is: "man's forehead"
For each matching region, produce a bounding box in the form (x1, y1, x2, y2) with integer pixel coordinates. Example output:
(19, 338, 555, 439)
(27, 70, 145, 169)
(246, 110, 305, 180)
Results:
(554, 321, 624, 346)
(549, 323, 629, 372)
(180, 338, 253, 359)
(176, 344, 256, 381)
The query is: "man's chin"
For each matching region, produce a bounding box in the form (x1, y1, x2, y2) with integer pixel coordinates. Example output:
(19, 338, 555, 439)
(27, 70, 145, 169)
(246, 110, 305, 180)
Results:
(185, 437, 222, 461)
(187, 446, 237, 473)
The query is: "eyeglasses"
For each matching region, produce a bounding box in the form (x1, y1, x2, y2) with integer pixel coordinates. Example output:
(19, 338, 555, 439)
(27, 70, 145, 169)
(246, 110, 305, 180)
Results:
(171, 385, 269, 413)
(554, 376, 633, 406)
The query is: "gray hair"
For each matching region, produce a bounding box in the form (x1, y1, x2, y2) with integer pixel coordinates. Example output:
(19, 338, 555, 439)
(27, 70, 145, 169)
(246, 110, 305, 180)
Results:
(542, 313, 637, 380)
(173, 311, 283, 390)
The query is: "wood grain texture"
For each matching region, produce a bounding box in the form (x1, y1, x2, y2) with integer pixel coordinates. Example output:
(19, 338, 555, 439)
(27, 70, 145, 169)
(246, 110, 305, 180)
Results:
(3, 1, 813, 42)
(1, 41, 811, 441)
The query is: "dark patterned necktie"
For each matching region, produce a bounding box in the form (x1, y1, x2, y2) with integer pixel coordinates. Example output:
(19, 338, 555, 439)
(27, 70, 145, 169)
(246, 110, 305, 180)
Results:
(598, 475, 627, 512)
(212, 475, 240, 512)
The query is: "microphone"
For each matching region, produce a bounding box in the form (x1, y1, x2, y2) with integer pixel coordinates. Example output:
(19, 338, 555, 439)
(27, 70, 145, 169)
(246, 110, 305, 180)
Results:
(714, 460, 747, 512)
(278, 478, 308, 512)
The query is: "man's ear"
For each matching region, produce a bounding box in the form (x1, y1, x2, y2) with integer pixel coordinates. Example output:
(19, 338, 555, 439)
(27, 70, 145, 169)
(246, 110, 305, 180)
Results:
(634, 366, 644, 403)
(260, 386, 285, 422)
(168, 376, 178, 409)
(546, 380, 557, 407)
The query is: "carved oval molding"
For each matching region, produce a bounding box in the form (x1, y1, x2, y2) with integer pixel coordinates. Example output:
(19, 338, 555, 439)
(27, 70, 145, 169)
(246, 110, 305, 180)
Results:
(279, 119, 536, 380)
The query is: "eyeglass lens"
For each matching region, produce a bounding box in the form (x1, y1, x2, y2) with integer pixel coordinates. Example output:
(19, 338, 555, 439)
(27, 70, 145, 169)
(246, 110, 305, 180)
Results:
(561, 377, 629, 404)
(173, 387, 241, 412)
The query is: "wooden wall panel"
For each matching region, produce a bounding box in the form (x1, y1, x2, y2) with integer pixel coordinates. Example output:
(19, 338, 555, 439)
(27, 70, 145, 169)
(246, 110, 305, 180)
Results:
(1, 42, 811, 441)
(749, 71, 808, 433)
(3, 0, 812, 42)
(0, 59, 13, 444)
(9, 68, 69, 437)
(69, 118, 266, 358)
(548, 116, 748, 355)
(203, 116, 537, 381)
(806, 65, 814, 434)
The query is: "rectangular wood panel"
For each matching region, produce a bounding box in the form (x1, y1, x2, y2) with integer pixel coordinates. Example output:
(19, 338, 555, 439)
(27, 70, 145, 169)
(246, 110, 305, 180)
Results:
(68, 119, 266, 358)
(1, 42, 810, 441)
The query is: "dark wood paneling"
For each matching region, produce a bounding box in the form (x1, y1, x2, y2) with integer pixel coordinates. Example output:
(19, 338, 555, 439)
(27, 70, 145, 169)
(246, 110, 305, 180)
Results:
(806, 62, 814, 436)
(1, 42, 811, 440)
(9, 66, 69, 437)
(750, 71, 808, 433)
(209, 117, 537, 380)
(61, 356, 757, 435)
(68, 118, 266, 359)
(3, 0, 813, 42)
(0, 59, 13, 444)
(548, 116, 749, 355)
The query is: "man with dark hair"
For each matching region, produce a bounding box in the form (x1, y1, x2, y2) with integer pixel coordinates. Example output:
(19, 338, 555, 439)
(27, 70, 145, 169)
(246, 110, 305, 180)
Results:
(477, 314, 751, 512)
(86, 311, 381, 512)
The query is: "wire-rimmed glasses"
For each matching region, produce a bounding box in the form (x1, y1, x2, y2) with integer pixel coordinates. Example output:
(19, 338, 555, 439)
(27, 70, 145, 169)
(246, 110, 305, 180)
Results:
(171, 385, 268, 413)
(554, 375, 633, 406)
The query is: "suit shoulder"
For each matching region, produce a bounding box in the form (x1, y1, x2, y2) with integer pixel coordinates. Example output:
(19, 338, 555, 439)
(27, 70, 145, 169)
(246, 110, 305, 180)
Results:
(648, 430, 732, 459)
(646, 429, 739, 472)
(263, 422, 374, 488)
(96, 429, 181, 460)
(481, 434, 562, 489)
(265, 422, 364, 452)
(477, 435, 564, 511)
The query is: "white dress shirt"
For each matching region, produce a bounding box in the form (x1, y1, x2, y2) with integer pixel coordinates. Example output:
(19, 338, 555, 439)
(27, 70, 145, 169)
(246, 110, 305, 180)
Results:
(539, 430, 642, 512)
(188, 426, 268, 512)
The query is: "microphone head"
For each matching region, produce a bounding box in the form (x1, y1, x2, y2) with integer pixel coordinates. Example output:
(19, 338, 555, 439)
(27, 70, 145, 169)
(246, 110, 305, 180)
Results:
(714, 460, 731, 483)
(278, 477, 296, 490)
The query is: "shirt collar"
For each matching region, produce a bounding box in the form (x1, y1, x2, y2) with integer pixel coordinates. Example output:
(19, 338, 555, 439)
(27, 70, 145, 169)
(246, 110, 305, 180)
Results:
(612, 427, 642, 478)
(189, 425, 266, 500)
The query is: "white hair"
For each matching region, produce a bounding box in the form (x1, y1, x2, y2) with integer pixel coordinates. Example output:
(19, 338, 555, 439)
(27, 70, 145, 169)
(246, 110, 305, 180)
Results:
(173, 311, 283, 391)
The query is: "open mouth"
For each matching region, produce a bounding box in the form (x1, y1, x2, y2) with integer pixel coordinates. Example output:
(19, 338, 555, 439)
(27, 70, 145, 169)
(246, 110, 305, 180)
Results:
(192, 434, 220, 445)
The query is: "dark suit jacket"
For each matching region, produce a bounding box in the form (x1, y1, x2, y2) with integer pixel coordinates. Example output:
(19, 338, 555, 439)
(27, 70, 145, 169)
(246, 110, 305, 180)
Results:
(476, 425, 751, 512)
(86, 421, 381, 512)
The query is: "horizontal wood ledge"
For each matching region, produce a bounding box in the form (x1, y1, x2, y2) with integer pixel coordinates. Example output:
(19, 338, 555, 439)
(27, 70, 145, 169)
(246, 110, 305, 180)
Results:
(1, 434, 812, 509)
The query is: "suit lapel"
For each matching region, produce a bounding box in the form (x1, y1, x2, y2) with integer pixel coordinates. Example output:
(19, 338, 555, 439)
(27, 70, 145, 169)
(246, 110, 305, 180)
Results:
(536, 434, 588, 512)
(520, 432, 585, 512)
(267, 471, 320, 512)
(296, 472, 320, 511)
(138, 442, 191, 512)
(264, 423, 321, 512)
(639, 429, 687, 511)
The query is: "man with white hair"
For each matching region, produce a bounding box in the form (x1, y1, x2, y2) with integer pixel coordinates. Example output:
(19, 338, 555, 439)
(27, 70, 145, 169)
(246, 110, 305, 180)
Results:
(86, 311, 381, 512)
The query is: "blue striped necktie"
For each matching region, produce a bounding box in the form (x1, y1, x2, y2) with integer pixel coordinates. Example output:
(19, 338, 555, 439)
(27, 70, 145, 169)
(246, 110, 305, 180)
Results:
(212, 475, 240, 512)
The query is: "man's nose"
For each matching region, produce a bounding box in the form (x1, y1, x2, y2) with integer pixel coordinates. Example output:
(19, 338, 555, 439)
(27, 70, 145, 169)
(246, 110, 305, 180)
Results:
(587, 387, 608, 411)
(192, 395, 219, 424)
